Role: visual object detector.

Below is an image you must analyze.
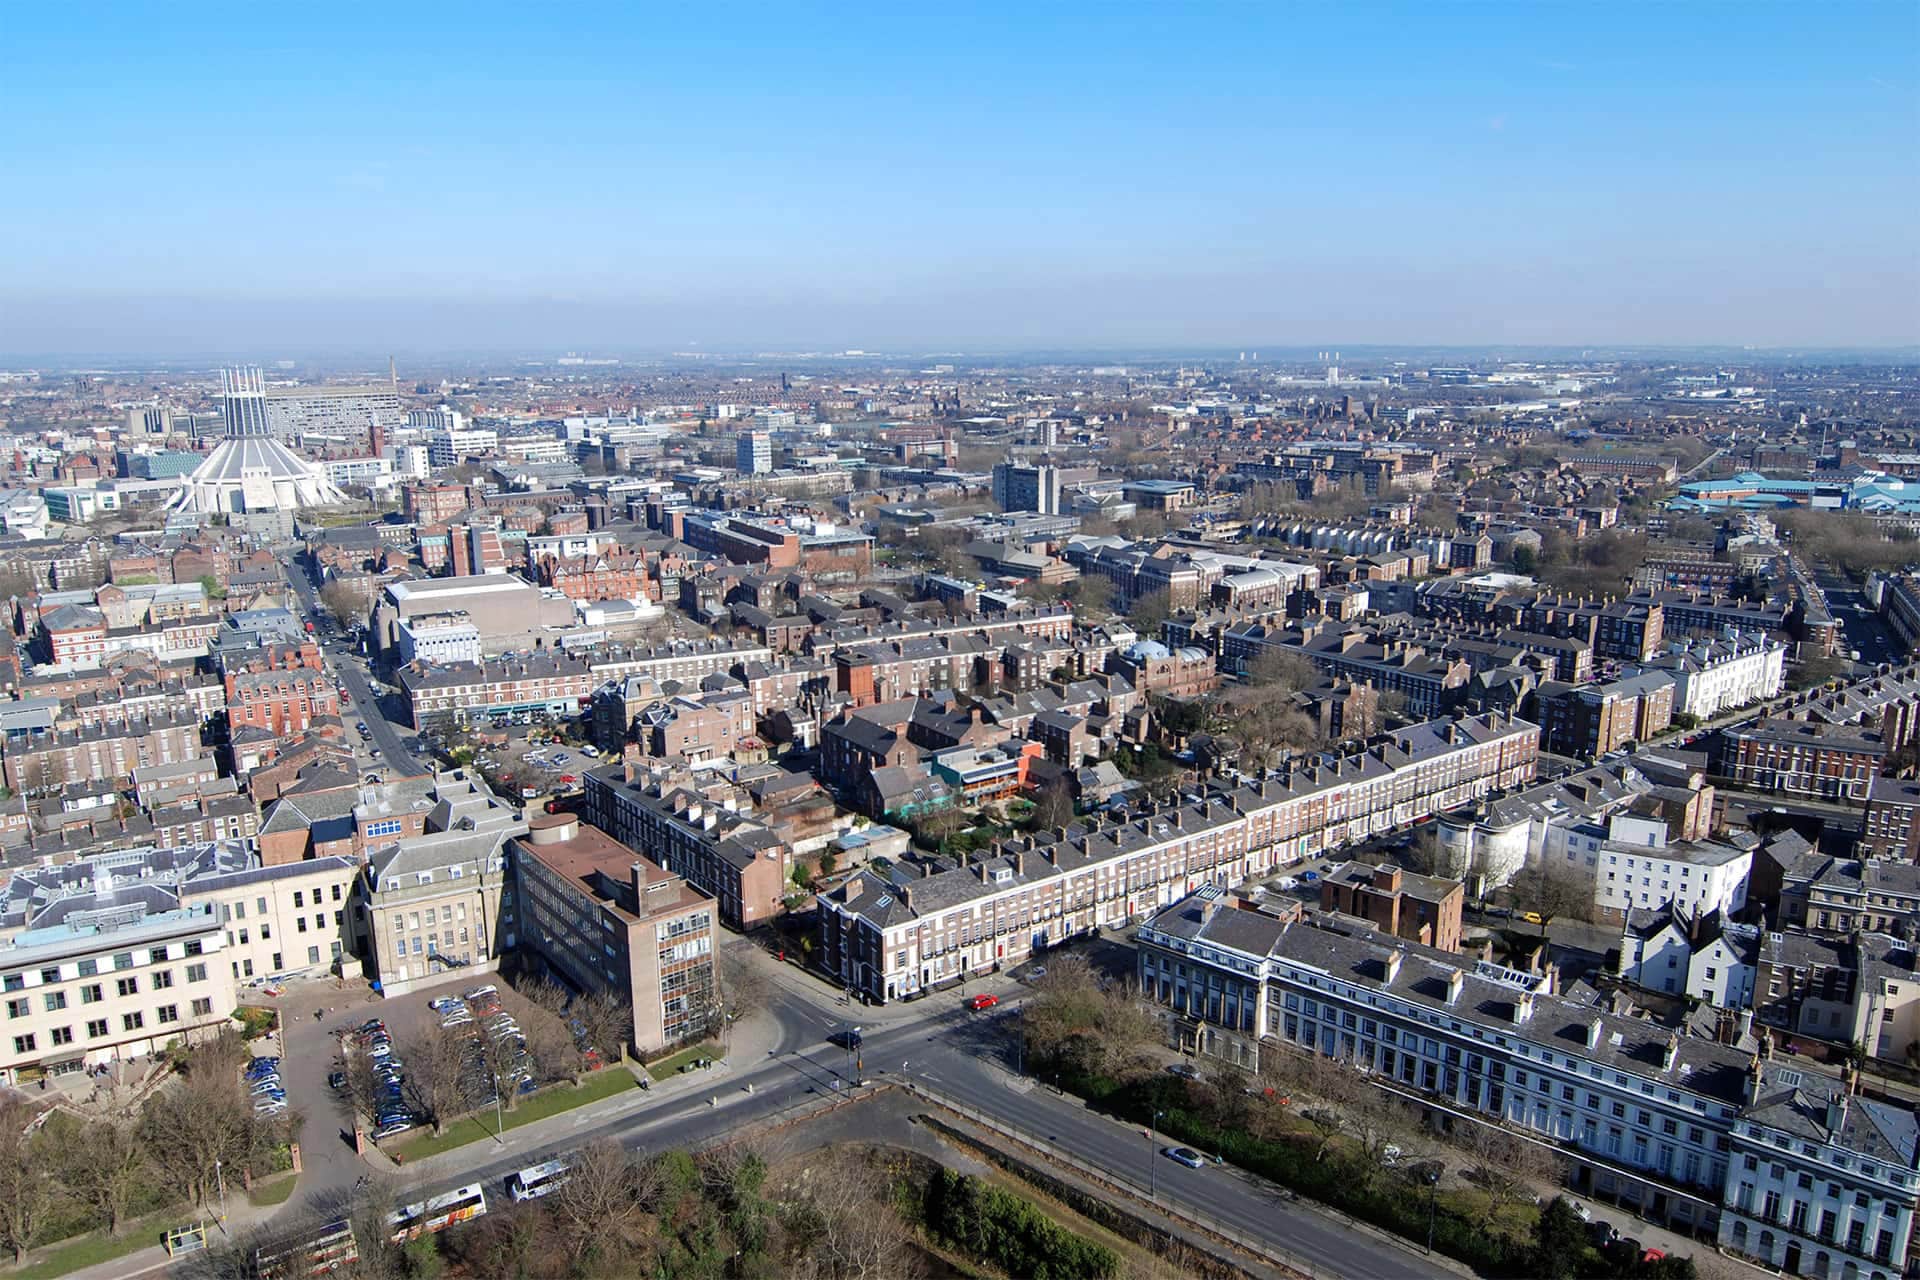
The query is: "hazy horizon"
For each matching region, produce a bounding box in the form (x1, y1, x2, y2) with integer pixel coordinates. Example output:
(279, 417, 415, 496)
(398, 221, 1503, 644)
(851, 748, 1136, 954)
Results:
(3, 4, 1915, 356)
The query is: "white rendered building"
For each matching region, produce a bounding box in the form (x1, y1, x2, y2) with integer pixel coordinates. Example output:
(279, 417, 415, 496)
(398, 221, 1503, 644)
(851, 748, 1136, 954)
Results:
(1594, 815, 1752, 924)
(171, 368, 346, 515)
(1649, 633, 1785, 720)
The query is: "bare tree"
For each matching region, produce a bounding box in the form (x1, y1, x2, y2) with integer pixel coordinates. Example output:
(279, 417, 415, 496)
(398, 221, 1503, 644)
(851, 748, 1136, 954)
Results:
(1245, 647, 1321, 694)
(778, 1147, 924, 1280)
(0, 1100, 51, 1263)
(345, 1173, 402, 1280)
(53, 1115, 150, 1236)
(1028, 779, 1075, 831)
(518, 976, 572, 1025)
(1228, 700, 1325, 771)
(523, 1016, 583, 1088)
(1407, 824, 1463, 879)
(337, 1049, 387, 1136)
(319, 579, 363, 628)
(1091, 977, 1161, 1079)
(139, 1040, 265, 1208)
(548, 1138, 644, 1266)
(910, 803, 966, 851)
(1301, 1104, 1347, 1163)
(1467, 1125, 1563, 1216)
(474, 1023, 528, 1111)
(716, 943, 772, 1048)
(400, 1026, 472, 1135)
(1345, 1090, 1416, 1189)
(571, 989, 633, 1065)
(1509, 862, 1593, 936)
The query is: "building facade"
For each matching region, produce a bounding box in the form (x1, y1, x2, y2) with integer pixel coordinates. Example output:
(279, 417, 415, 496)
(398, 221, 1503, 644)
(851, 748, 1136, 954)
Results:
(510, 813, 717, 1055)
(820, 713, 1540, 1002)
(1135, 895, 1920, 1276)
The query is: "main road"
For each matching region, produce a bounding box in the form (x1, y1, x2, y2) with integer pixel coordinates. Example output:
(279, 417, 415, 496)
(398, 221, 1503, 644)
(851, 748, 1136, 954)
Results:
(280, 560, 429, 778)
(249, 976, 1446, 1279)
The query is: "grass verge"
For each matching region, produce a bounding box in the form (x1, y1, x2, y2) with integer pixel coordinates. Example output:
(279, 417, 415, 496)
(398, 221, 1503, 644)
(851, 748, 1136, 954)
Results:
(248, 1174, 299, 1208)
(12, 1226, 153, 1280)
(390, 1066, 639, 1161)
(644, 1042, 724, 1081)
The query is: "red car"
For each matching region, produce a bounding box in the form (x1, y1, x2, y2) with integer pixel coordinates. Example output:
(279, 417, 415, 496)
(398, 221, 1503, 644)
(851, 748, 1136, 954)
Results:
(969, 993, 1000, 1011)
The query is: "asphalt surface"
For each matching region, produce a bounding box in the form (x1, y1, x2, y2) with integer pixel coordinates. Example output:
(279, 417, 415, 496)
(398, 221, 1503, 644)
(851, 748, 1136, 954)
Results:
(279, 560, 429, 777)
(239, 976, 1446, 1279)
(1816, 569, 1906, 669)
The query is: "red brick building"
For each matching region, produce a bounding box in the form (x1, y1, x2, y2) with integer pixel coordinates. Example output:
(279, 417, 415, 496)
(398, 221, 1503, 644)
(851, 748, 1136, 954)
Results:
(536, 549, 651, 602)
(1319, 862, 1465, 952)
(404, 483, 478, 526)
(225, 668, 342, 737)
(1723, 718, 1889, 802)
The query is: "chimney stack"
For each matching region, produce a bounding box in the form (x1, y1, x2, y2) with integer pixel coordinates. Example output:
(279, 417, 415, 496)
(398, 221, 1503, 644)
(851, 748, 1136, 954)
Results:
(1824, 1091, 1849, 1135)
(1384, 951, 1404, 983)
(1587, 1017, 1603, 1049)
(1662, 1031, 1680, 1072)
(1445, 969, 1465, 1005)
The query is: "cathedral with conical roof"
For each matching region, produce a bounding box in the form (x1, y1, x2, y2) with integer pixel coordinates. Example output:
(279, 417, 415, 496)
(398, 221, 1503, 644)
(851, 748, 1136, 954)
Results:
(171, 367, 346, 514)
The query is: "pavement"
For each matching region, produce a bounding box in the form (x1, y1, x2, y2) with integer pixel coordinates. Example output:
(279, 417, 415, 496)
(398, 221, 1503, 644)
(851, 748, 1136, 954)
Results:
(280, 561, 429, 778)
(60, 936, 1767, 1280)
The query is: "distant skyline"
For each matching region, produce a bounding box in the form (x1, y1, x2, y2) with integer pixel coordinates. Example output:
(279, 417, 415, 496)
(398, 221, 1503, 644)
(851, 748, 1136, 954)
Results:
(2, 3, 1916, 356)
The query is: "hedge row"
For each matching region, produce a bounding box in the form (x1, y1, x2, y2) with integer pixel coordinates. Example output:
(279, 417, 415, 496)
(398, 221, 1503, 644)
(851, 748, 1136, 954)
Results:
(923, 1166, 1120, 1280)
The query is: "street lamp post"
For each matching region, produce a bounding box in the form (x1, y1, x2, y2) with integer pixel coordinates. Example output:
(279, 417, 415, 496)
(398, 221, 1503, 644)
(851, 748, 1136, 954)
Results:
(1424, 1168, 1440, 1255)
(1016, 1003, 1025, 1077)
(1147, 1108, 1164, 1199)
(214, 1157, 227, 1231)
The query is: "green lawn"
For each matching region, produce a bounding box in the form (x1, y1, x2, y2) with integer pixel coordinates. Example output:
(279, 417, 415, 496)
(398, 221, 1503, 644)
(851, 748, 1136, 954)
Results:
(248, 1174, 299, 1208)
(12, 1226, 155, 1280)
(390, 1067, 639, 1161)
(644, 1042, 724, 1082)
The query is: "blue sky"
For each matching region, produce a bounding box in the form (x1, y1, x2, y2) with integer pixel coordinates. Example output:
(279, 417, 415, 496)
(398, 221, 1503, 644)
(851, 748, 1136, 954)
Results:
(1, 2, 1915, 354)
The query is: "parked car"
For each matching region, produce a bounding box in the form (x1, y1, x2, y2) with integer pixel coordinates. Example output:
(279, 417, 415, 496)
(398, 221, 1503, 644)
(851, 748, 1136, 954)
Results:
(328, 1070, 348, 1091)
(968, 993, 1000, 1011)
(463, 985, 498, 1001)
(1166, 1063, 1203, 1081)
(428, 997, 463, 1013)
(1161, 1146, 1208, 1169)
